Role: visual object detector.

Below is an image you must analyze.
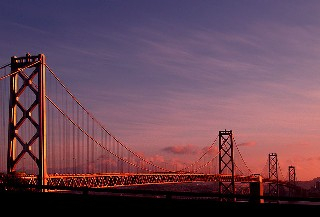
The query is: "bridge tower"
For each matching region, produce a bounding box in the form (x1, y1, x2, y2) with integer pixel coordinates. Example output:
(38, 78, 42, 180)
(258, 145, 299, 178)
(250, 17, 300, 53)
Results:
(218, 129, 235, 201)
(268, 153, 279, 198)
(288, 165, 296, 196)
(8, 53, 48, 186)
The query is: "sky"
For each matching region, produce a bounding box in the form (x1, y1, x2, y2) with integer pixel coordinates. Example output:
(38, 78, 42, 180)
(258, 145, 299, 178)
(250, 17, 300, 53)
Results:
(1, 0, 320, 181)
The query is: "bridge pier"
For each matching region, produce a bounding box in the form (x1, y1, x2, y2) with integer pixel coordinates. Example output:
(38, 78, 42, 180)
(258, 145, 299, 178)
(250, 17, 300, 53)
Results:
(249, 175, 264, 204)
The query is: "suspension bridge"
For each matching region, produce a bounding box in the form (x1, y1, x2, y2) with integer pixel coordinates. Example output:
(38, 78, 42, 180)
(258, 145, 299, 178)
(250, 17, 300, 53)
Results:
(0, 53, 311, 203)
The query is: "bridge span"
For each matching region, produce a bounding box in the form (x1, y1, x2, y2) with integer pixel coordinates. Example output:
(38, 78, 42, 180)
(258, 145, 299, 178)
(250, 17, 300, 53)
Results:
(2, 172, 259, 188)
(0, 53, 316, 205)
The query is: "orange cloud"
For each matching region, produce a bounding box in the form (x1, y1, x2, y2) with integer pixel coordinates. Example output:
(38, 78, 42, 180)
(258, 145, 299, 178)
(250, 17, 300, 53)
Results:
(237, 141, 256, 147)
(200, 145, 218, 155)
(148, 155, 165, 163)
(162, 144, 198, 155)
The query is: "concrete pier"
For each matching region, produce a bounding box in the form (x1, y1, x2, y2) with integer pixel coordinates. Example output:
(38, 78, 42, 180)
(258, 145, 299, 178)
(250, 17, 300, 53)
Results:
(249, 175, 264, 204)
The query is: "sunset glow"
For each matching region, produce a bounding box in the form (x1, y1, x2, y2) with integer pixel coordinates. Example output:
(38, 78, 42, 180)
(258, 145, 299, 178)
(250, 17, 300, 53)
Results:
(1, 0, 320, 181)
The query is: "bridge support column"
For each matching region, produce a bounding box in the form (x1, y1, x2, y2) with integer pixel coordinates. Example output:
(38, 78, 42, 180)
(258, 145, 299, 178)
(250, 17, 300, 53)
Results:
(249, 175, 264, 204)
(8, 53, 48, 189)
(218, 130, 235, 201)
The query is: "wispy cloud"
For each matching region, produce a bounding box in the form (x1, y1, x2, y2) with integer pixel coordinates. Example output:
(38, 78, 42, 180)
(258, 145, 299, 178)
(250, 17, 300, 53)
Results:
(2, 21, 50, 35)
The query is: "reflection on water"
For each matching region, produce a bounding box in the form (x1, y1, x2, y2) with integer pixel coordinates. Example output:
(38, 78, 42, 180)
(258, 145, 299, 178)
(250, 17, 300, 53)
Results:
(279, 200, 320, 206)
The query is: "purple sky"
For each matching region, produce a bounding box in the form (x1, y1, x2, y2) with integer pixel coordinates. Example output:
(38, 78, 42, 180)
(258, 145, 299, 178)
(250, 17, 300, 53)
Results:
(1, 0, 320, 181)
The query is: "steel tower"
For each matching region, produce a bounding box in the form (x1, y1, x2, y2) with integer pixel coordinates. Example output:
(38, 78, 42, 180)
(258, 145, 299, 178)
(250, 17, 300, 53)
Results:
(8, 53, 47, 186)
(218, 129, 235, 201)
(268, 153, 279, 198)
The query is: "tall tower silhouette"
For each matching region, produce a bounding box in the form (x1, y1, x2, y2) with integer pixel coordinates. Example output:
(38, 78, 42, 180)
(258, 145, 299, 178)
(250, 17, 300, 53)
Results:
(8, 53, 47, 186)
(268, 153, 279, 198)
(218, 129, 235, 201)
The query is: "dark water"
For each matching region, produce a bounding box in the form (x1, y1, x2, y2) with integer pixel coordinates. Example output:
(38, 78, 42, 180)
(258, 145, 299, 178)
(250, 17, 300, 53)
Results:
(279, 201, 320, 206)
(2, 182, 320, 214)
(89, 181, 320, 206)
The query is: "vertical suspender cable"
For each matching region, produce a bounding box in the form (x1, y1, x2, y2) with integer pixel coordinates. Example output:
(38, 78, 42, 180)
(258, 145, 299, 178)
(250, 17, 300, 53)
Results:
(92, 117, 94, 173)
(87, 113, 89, 173)
(72, 97, 75, 174)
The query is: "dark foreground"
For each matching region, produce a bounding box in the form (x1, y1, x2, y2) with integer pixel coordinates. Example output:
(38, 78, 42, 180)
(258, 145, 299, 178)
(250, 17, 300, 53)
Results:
(2, 190, 320, 215)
